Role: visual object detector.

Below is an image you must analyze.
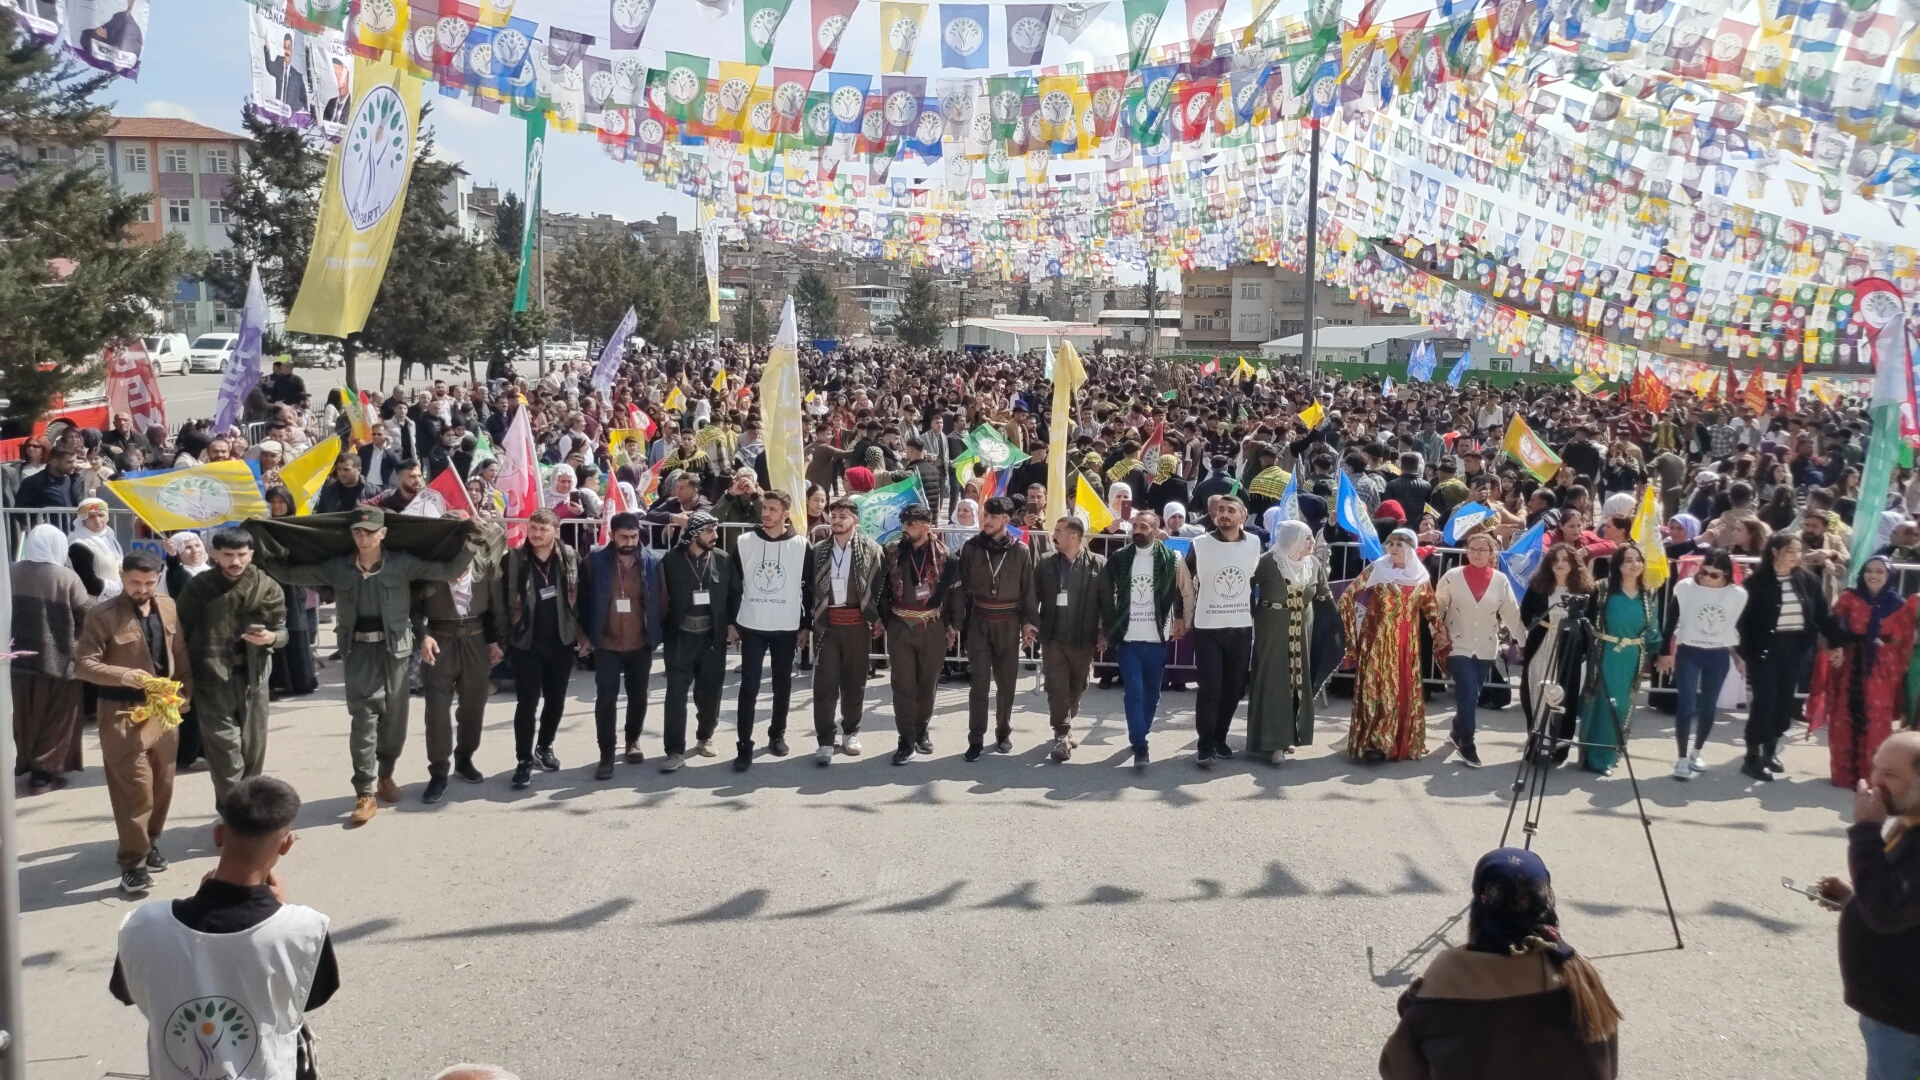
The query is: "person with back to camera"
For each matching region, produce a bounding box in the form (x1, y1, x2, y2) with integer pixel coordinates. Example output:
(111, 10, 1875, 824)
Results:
(1379, 847, 1621, 1080)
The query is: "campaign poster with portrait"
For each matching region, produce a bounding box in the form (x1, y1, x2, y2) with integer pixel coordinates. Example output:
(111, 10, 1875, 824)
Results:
(1, 0, 65, 44)
(249, 5, 314, 128)
(64, 0, 148, 77)
(306, 30, 353, 141)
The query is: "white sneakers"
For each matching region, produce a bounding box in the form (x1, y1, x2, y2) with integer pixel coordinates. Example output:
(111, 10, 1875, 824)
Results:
(660, 754, 686, 773)
(1671, 757, 1692, 781)
(842, 735, 863, 756)
(815, 744, 835, 765)
(1689, 749, 1707, 773)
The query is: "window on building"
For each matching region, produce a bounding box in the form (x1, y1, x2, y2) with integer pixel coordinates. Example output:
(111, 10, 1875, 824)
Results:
(124, 147, 147, 172)
(1282, 286, 1305, 303)
(1487, 356, 1513, 372)
(206, 200, 229, 225)
(1276, 319, 1303, 337)
(92, 146, 107, 169)
(36, 146, 54, 161)
(204, 148, 231, 174)
(212, 305, 237, 327)
(1237, 314, 1263, 334)
(1239, 282, 1262, 300)
(1191, 316, 1216, 330)
(162, 147, 189, 172)
(166, 198, 191, 224)
(133, 199, 152, 223)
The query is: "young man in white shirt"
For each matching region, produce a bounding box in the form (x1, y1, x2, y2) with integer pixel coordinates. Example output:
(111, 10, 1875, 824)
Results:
(1185, 495, 1262, 766)
(112, 776, 336, 1080)
(731, 490, 815, 771)
(1099, 511, 1193, 767)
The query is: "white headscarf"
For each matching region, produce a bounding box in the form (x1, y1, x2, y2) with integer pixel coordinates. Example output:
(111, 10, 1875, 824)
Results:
(172, 531, 211, 577)
(1268, 519, 1318, 587)
(1365, 527, 1430, 588)
(952, 498, 981, 530)
(543, 463, 577, 508)
(19, 524, 69, 565)
(1106, 481, 1133, 522)
(68, 501, 123, 598)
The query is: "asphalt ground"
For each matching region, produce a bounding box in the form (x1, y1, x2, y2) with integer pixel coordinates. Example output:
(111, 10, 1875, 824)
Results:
(17, 652, 1866, 1080)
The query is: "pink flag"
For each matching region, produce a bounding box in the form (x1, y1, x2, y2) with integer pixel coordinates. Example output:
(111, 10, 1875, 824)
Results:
(498, 404, 542, 546)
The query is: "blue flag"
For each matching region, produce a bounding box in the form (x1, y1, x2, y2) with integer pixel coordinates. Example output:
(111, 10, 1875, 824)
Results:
(1442, 501, 1493, 545)
(214, 264, 267, 435)
(1273, 468, 1300, 530)
(1498, 520, 1546, 595)
(591, 305, 638, 396)
(854, 474, 926, 544)
(1381, 376, 1396, 398)
(1407, 340, 1436, 382)
(1336, 470, 1383, 563)
(1447, 348, 1471, 387)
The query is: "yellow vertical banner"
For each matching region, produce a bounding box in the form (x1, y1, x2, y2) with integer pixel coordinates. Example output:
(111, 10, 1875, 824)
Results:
(759, 297, 809, 535)
(698, 201, 722, 325)
(286, 57, 424, 338)
(878, 2, 927, 72)
(1047, 340, 1086, 524)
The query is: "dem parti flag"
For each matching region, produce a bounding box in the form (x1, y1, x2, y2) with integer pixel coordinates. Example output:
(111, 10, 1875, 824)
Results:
(1502, 414, 1562, 483)
(286, 56, 424, 338)
(759, 296, 809, 535)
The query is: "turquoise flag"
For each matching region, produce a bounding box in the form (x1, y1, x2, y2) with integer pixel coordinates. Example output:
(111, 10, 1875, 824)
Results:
(855, 474, 926, 543)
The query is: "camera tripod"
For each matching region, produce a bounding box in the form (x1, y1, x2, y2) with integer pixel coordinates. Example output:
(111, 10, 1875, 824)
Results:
(1500, 599, 1685, 950)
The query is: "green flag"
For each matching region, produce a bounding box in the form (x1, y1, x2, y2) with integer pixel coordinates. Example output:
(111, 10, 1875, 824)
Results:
(512, 112, 545, 313)
(965, 423, 1030, 471)
(742, 0, 794, 65)
(662, 53, 709, 123)
(854, 474, 927, 543)
(1121, 0, 1168, 69)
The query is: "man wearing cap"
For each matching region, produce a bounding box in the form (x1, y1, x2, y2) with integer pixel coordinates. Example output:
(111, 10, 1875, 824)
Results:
(809, 497, 885, 764)
(878, 502, 958, 766)
(954, 496, 1039, 761)
(253, 440, 285, 485)
(658, 510, 738, 773)
(263, 507, 475, 825)
(412, 515, 508, 803)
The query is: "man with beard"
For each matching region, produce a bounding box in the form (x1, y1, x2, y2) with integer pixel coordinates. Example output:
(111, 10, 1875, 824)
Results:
(659, 512, 737, 773)
(878, 502, 958, 766)
(730, 491, 813, 771)
(368, 458, 426, 514)
(414, 515, 508, 801)
(1185, 495, 1261, 765)
(1036, 515, 1106, 762)
(954, 496, 1039, 761)
(1099, 511, 1193, 767)
(174, 529, 287, 803)
(582, 512, 664, 779)
(809, 497, 885, 765)
(313, 450, 373, 514)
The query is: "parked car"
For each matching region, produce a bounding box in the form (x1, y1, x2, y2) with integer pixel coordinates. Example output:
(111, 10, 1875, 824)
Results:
(186, 332, 239, 373)
(141, 333, 192, 375)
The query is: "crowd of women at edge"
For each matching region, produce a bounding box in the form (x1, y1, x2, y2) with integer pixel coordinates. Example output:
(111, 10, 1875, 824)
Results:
(10, 335, 1920, 798)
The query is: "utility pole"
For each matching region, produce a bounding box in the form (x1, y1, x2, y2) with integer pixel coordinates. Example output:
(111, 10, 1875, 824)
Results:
(1302, 116, 1322, 381)
(0, 538, 23, 1080)
(1144, 263, 1158, 358)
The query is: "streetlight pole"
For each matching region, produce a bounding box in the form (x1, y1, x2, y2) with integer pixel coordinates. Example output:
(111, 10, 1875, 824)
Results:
(535, 207, 547, 378)
(1302, 116, 1321, 380)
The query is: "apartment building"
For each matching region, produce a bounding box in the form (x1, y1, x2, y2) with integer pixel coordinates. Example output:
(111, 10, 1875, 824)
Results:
(1180, 263, 1416, 350)
(102, 118, 247, 337)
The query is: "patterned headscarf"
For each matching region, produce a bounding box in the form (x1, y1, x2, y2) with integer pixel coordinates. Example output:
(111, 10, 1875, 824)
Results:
(1467, 847, 1574, 965)
(1154, 454, 1179, 482)
(1249, 466, 1291, 499)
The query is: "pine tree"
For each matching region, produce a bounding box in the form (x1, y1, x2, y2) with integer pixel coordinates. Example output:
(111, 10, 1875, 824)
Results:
(792, 269, 839, 342)
(891, 270, 945, 347)
(494, 190, 524, 258)
(0, 30, 191, 427)
(733, 281, 774, 349)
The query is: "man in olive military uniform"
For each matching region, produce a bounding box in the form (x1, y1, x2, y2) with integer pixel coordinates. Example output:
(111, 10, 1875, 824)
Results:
(264, 507, 475, 826)
(658, 511, 739, 773)
(413, 515, 507, 803)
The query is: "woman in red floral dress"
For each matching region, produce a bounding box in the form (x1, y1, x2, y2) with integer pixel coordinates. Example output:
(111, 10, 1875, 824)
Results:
(1338, 529, 1448, 763)
(1807, 556, 1916, 787)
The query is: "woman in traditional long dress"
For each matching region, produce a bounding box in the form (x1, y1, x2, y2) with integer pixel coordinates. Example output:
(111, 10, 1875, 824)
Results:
(1248, 521, 1330, 763)
(1520, 543, 1596, 766)
(11, 525, 92, 792)
(263, 486, 320, 699)
(1339, 529, 1446, 763)
(1576, 544, 1662, 775)
(1807, 556, 1918, 788)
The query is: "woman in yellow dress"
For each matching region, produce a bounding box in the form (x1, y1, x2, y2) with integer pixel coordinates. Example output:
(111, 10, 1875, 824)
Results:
(1339, 529, 1447, 763)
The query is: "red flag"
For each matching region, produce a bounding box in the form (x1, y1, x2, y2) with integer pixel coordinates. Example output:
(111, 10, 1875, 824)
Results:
(629, 404, 656, 441)
(1784, 363, 1803, 413)
(1141, 420, 1166, 460)
(597, 469, 630, 547)
(105, 340, 167, 435)
(419, 461, 477, 518)
(1200, 357, 1219, 376)
(1723, 362, 1740, 403)
(1744, 363, 1767, 414)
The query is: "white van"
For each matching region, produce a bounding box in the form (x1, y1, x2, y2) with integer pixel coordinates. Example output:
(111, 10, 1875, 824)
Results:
(142, 333, 192, 375)
(186, 332, 239, 373)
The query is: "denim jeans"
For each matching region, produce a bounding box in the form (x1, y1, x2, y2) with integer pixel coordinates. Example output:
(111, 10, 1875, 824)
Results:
(1673, 644, 1731, 755)
(1861, 1014, 1920, 1080)
(1116, 640, 1167, 748)
(1446, 655, 1492, 742)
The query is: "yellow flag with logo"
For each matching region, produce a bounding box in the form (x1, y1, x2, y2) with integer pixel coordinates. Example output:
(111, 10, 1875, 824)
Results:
(278, 436, 342, 515)
(107, 461, 272, 533)
(286, 57, 424, 338)
(1502, 414, 1562, 483)
(1630, 482, 1669, 589)
(1074, 473, 1113, 533)
(664, 386, 687, 411)
(608, 428, 646, 468)
(1048, 340, 1087, 523)
(759, 297, 809, 535)
(878, 1, 928, 72)
(1298, 401, 1326, 429)
(711, 367, 729, 392)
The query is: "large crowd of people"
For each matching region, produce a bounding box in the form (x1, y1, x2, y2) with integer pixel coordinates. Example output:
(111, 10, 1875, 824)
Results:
(9, 335, 1920, 1080)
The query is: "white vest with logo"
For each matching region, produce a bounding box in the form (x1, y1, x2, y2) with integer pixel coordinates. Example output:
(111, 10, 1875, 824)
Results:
(1191, 533, 1260, 629)
(735, 530, 808, 632)
(117, 901, 330, 1080)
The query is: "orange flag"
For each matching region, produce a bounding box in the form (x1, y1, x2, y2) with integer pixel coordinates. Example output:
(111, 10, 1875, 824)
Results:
(1744, 363, 1768, 414)
(1783, 363, 1803, 413)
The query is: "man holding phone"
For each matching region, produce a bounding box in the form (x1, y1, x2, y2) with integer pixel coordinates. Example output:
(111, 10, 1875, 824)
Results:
(175, 528, 288, 804)
(1811, 731, 1920, 1080)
